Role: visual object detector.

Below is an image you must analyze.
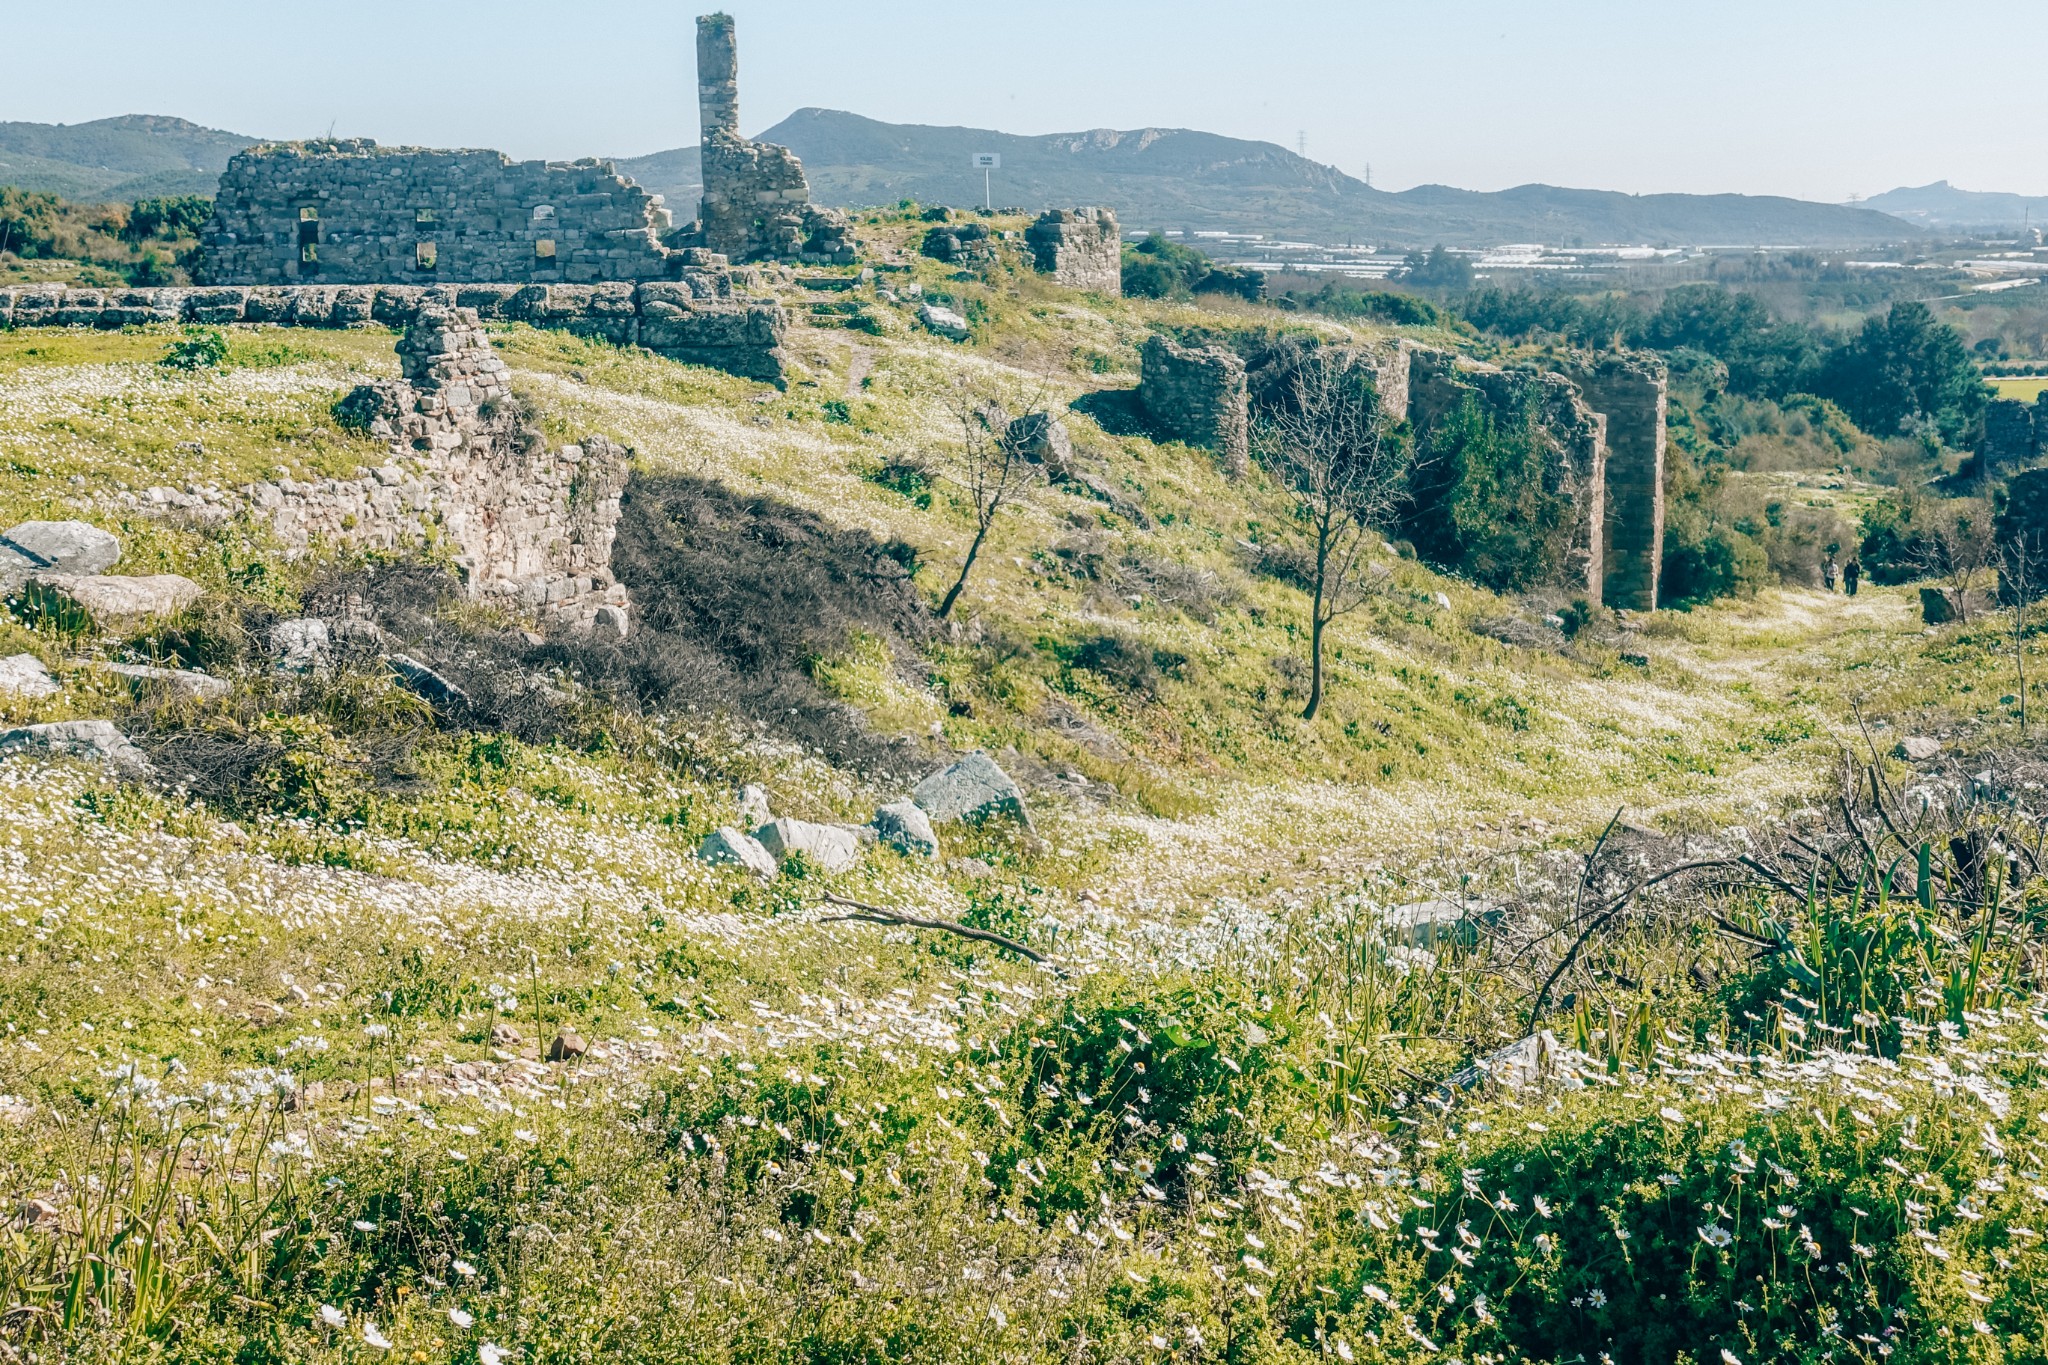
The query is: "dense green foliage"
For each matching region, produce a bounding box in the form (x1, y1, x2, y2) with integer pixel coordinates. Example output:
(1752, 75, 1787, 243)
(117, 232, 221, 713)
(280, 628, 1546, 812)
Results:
(1404, 390, 1575, 592)
(1282, 284, 1442, 327)
(1121, 234, 1265, 302)
(0, 186, 209, 284)
(1462, 284, 1988, 445)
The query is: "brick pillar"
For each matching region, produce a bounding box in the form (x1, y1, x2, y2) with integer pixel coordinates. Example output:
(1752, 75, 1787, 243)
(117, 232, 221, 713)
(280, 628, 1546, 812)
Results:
(1577, 355, 1666, 611)
(696, 13, 739, 140)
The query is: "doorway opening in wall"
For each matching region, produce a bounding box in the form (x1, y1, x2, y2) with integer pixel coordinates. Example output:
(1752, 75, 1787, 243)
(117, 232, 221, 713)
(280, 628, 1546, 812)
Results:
(415, 241, 438, 271)
(299, 244, 319, 277)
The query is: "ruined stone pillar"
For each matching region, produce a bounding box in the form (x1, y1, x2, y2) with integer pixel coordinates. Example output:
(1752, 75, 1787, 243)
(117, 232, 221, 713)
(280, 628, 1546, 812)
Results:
(697, 13, 740, 140)
(1575, 355, 1665, 611)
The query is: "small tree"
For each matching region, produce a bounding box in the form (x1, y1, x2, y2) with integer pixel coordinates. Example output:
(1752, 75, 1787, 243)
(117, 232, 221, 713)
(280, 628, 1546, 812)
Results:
(1918, 498, 1994, 624)
(1253, 351, 1406, 720)
(935, 389, 1045, 620)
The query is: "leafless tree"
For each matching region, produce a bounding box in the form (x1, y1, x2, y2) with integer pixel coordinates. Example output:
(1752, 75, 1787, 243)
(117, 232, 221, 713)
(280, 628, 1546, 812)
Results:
(1920, 498, 1995, 624)
(935, 384, 1047, 620)
(1252, 350, 1407, 720)
(1997, 525, 2048, 738)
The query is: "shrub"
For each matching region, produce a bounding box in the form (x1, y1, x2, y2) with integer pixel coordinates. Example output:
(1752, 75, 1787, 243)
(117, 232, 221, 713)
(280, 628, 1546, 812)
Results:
(1660, 509, 1770, 608)
(1403, 390, 1573, 592)
(158, 327, 229, 370)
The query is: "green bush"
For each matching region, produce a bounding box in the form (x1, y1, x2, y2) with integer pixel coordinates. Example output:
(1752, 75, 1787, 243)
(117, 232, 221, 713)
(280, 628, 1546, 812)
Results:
(1660, 508, 1771, 608)
(158, 327, 229, 370)
(1403, 390, 1574, 592)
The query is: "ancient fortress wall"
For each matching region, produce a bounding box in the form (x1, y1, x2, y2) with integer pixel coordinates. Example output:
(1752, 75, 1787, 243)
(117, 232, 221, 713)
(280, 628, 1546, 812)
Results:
(0, 279, 788, 384)
(1980, 397, 2042, 480)
(201, 142, 677, 286)
(1027, 209, 1122, 294)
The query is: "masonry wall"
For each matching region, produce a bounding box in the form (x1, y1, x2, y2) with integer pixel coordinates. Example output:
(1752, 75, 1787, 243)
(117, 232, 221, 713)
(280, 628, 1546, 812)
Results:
(202, 141, 680, 287)
(1981, 398, 2039, 479)
(1138, 334, 1250, 477)
(1026, 209, 1122, 294)
(1574, 354, 1667, 611)
(0, 279, 788, 385)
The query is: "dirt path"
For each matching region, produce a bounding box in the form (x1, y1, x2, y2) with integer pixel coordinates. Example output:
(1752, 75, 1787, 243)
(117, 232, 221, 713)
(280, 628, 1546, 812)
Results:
(1090, 585, 1924, 910)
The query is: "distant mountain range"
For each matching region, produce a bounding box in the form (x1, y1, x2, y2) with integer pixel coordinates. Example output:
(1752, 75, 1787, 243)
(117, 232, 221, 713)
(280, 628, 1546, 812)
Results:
(615, 110, 1919, 249)
(0, 109, 1933, 249)
(1858, 181, 2048, 230)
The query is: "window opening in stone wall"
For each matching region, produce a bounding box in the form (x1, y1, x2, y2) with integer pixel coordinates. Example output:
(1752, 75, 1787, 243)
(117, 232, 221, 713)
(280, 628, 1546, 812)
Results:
(415, 208, 437, 225)
(532, 205, 555, 224)
(298, 206, 319, 221)
(415, 241, 438, 271)
(535, 239, 556, 259)
(298, 218, 320, 250)
(299, 244, 319, 277)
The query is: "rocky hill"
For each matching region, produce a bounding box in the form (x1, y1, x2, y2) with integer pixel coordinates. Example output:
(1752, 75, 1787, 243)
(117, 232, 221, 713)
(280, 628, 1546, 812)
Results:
(1861, 179, 2048, 230)
(0, 114, 257, 200)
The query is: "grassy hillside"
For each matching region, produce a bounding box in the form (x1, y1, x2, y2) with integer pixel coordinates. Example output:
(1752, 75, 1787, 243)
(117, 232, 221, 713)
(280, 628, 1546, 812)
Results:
(0, 228, 2042, 1363)
(0, 115, 256, 201)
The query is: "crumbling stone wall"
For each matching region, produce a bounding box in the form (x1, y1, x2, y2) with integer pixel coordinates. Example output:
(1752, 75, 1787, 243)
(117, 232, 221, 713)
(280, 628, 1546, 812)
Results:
(202, 141, 680, 286)
(0, 276, 787, 384)
(689, 13, 855, 265)
(115, 309, 630, 633)
(1400, 346, 1607, 600)
(1573, 354, 1667, 611)
(1138, 334, 1250, 477)
(1979, 398, 2039, 480)
(1026, 209, 1122, 294)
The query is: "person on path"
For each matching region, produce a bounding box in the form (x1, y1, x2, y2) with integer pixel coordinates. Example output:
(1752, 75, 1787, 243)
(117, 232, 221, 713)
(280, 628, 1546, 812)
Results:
(1844, 558, 1860, 596)
(1823, 556, 1839, 592)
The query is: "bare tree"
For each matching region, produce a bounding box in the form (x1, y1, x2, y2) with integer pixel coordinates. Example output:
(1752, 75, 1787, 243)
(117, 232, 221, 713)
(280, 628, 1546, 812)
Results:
(1920, 498, 1995, 624)
(1253, 350, 1407, 720)
(935, 386, 1046, 620)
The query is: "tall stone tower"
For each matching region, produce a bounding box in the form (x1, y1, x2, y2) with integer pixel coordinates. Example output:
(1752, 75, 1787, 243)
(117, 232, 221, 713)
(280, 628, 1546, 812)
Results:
(689, 12, 854, 264)
(697, 13, 739, 140)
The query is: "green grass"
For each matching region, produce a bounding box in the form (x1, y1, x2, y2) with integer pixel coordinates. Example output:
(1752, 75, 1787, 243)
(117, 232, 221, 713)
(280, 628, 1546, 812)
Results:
(1990, 375, 2048, 402)
(2, 271, 2046, 1362)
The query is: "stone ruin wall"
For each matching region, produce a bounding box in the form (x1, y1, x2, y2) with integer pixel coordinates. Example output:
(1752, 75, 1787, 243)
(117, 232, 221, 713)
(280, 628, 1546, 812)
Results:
(1980, 397, 2043, 480)
(1572, 354, 1667, 612)
(1137, 334, 1250, 477)
(690, 13, 855, 265)
(1026, 209, 1122, 294)
(112, 308, 631, 634)
(202, 142, 679, 286)
(0, 278, 788, 384)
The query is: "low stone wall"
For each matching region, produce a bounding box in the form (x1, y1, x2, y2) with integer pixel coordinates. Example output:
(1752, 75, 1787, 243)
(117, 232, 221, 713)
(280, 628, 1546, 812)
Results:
(115, 308, 631, 634)
(1138, 334, 1250, 477)
(0, 277, 787, 384)
(1026, 209, 1122, 294)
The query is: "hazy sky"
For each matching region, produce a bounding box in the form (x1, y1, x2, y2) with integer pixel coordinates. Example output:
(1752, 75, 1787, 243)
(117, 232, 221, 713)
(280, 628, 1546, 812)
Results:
(5, 0, 2038, 201)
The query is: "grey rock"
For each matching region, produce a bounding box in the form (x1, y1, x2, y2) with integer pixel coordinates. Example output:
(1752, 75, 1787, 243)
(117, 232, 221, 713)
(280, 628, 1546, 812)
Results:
(546, 1032, 588, 1062)
(385, 653, 467, 710)
(1004, 411, 1074, 478)
(592, 604, 630, 639)
(1448, 1030, 1572, 1091)
(1380, 898, 1502, 949)
(0, 521, 120, 577)
(1895, 736, 1942, 762)
(269, 618, 331, 673)
(754, 817, 861, 873)
(1921, 586, 1961, 625)
(0, 720, 151, 774)
(872, 800, 940, 857)
(912, 752, 1031, 827)
(735, 783, 773, 828)
(30, 574, 201, 622)
(697, 826, 779, 880)
(489, 1022, 523, 1047)
(99, 662, 229, 700)
(0, 654, 57, 698)
(918, 302, 972, 341)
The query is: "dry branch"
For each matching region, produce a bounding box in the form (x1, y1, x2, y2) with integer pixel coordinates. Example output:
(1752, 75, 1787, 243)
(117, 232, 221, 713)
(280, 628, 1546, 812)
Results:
(817, 891, 1051, 965)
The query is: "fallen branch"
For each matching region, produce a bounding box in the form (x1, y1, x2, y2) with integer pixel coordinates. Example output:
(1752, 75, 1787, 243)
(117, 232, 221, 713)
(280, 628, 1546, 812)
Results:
(816, 891, 1051, 965)
(1528, 858, 1745, 1025)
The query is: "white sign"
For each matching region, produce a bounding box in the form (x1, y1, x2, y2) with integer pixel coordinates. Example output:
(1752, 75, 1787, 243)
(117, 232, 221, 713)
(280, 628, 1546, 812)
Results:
(971, 153, 1001, 169)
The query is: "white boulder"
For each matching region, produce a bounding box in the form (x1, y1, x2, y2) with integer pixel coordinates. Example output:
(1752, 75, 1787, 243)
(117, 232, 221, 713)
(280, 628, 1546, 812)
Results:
(0, 654, 57, 698)
(755, 817, 862, 873)
(697, 826, 779, 881)
(0, 720, 150, 774)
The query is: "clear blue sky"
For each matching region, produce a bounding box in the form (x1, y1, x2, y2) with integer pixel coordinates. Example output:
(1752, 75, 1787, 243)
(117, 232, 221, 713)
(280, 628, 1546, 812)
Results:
(4, 0, 2036, 200)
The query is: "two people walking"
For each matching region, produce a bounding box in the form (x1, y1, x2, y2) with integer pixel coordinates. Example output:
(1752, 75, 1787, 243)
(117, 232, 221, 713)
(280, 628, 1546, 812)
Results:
(1823, 549, 1860, 597)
